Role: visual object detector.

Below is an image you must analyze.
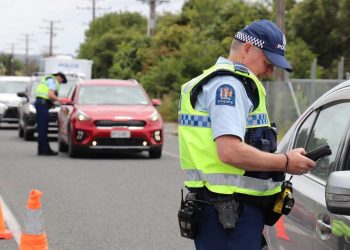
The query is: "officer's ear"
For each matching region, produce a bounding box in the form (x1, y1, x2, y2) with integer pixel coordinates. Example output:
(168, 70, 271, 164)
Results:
(242, 42, 254, 56)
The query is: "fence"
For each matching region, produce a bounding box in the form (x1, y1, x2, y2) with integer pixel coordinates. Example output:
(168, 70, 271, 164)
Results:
(264, 78, 346, 133)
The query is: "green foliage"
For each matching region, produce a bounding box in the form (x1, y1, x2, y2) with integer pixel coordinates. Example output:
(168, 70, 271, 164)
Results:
(0, 53, 25, 76)
(289, 0, 350, 76)
(77, 0, 350, 121)
(79, 12, 147, 78)
(157, 94, 179, 122)
(286, 38, 325, 78)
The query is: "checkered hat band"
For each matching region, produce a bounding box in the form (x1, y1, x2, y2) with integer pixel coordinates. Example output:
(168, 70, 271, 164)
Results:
(234, 31, 265, 49)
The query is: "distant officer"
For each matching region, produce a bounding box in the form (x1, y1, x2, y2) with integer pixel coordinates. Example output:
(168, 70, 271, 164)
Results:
(178, 20, 316, 249)
(35, 72, 67, 156)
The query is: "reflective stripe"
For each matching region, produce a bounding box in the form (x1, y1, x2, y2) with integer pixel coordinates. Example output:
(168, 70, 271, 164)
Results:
(179, 114, 211, 128)
(247, 113, 269, 126)
(24, 209, 44, 235)
(185, 169, 282, 191)
(183, 76, 202, 93)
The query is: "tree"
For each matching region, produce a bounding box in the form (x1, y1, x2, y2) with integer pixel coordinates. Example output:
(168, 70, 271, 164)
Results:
(289, 0, 350, 77)
(78, 12, 147, 78)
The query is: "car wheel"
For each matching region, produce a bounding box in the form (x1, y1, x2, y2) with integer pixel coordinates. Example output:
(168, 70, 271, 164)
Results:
(18, 124, 24, 138)
(149, 145, 162, 159)
(58, 134, 68, 152)
(23, 128, 34, 141)
(68, 130, 79, 158)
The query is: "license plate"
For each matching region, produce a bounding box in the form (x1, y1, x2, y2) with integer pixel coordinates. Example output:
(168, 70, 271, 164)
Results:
(111, 130, 130, 138)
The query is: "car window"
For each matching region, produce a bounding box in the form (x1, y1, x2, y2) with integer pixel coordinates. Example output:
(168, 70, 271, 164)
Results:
(77, 85, 149, 105)
(58, 81, 76, 97)
(294, 112, 317, 148)
(294, 102, 350, 180)
(0, 81, 27, 93)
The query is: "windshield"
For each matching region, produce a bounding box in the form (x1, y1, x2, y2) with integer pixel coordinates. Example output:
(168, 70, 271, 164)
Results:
(78, 85, 149, 105)
(0, 81, 27, 93)
(30, 80, 77, 98)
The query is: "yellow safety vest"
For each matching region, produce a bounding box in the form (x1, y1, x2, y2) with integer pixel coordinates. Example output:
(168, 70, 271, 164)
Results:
(178, 63, 282, 196)
(36, 75, 60, 100)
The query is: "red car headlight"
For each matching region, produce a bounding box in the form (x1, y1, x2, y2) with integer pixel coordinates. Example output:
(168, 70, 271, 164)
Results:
(76, 110, 90, 121)
(148, 110, 159, 122)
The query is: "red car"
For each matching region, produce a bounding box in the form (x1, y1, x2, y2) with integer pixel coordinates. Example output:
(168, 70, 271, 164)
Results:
(57, 79, 163, 158)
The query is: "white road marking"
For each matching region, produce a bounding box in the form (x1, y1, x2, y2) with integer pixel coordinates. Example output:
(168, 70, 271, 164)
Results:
(163, 151, 179, 158)
(0, 195, 21, 244)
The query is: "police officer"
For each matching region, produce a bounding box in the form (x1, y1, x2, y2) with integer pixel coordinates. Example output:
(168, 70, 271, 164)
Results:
(178, 20, 316, 249)
(35, 72, 67, 156)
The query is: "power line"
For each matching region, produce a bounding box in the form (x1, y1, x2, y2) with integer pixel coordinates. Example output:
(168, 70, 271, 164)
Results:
(77, 0, 111, 23)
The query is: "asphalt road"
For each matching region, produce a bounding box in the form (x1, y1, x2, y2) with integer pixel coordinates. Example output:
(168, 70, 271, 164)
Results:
(0, 123, 194, 250)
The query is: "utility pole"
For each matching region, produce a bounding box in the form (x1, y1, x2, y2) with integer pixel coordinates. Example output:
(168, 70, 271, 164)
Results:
(5, 43, 16, 75)
(271, 0, 286, 121)
(18, 34, 34, 75)
(138, 0, 169, 37)
(22, 35, 30, 75)
(40, 20, 62, 57)
(77, 0, 110, 23)
(275, 0, 285, 81)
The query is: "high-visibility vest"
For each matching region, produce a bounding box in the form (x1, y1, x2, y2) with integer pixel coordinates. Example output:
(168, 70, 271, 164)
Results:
(178, 63, 282, 196)
(36, 75, 60, 100)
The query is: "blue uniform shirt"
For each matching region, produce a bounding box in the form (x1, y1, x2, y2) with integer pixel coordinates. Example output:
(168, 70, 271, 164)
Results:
(46, 77, 56, 91)
(195, 57, 253, 141)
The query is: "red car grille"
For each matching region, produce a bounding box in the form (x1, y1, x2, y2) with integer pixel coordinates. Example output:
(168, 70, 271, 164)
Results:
(94, 138, 145, 146)
(94, 120, 146, 127)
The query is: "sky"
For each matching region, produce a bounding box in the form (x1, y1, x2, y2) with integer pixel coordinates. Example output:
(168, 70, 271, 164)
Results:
(0, 0, 186, 57)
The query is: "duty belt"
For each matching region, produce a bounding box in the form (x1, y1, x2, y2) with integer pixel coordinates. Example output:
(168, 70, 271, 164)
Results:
(36, 98, 52, 106)
(188, 187, 235, 203)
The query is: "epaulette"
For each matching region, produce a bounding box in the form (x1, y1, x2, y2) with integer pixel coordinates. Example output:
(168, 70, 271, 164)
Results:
(233, 64, 249, 75)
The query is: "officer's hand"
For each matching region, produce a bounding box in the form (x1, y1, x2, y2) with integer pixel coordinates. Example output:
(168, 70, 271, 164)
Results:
(285, 148, 316, 175)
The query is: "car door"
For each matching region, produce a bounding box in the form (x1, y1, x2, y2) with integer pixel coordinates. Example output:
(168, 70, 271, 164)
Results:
(296, 101, 350, 249)
(58, 84, 77, 141)
(266, 98, 350, 250)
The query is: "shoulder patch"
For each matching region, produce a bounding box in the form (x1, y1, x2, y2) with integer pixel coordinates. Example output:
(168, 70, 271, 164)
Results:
(215, 84, 235, 106)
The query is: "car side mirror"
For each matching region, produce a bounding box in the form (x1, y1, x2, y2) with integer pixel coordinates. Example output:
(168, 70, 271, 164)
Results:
(17, 91, 29, 102)
(325, 171, 350, 215)
(60, 97, 73, 105)
(152, 99, 161, 107)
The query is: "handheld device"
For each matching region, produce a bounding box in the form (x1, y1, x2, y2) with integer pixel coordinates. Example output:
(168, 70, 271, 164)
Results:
(305, 145, 332, 161)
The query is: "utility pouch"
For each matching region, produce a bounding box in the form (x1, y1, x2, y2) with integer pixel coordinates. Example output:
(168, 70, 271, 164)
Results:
(178, 190, 201, 239)
(264, 181, 295, 226)
(273, 181, 294, 215)
(213, 198, 239, 229)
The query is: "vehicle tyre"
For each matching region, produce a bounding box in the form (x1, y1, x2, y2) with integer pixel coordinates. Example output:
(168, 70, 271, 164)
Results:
(68, 130, 79, 158)
(58, 134, 68, 152)
(23, 128, 34, 141)
(18, 124, 24, 138)
(149, 145, 162, 159)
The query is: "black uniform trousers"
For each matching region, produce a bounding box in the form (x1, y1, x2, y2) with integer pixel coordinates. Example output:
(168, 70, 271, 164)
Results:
(34, 98, 53, 154)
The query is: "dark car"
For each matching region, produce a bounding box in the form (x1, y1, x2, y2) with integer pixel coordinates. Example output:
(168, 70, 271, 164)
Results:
(57, 79, 163, 158)
(265, 79, 350, 250)
(17, 73, 80, 140)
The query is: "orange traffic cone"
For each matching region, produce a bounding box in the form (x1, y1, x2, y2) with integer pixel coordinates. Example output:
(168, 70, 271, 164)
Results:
(275, 215, 290, 241)
(0, 203, 12, 240)
(19, 190, 48, 250)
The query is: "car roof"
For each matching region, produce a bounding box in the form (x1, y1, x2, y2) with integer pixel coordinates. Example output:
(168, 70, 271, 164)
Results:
(0, 76, 31, 82)
(307, 79, 350, 110)
(79, 79, 140, 87)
